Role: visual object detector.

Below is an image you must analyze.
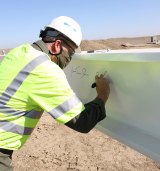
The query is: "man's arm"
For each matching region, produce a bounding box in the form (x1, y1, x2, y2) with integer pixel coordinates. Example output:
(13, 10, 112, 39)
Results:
(65, 97, 105, 133)
(65, 74, 110, 133)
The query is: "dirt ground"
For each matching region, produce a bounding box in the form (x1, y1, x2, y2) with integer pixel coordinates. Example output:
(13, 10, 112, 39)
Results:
(1, 36, 160, 171)
(11, 113, 160, 171)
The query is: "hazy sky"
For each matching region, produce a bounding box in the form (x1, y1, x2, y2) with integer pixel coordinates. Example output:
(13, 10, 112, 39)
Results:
(0, 0, 159, 48)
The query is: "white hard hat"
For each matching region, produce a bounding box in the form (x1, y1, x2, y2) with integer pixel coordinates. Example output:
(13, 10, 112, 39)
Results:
(46, 16, 82, 47)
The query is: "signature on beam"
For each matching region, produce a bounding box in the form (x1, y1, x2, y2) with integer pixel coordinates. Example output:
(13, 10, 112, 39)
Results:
(71, 66, 89, 78)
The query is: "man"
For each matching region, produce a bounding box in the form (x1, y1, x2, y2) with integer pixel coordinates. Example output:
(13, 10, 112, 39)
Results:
(0, 16, 110, 170)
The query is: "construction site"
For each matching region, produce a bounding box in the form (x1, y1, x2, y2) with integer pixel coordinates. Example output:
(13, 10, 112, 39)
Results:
(1, 35, 160, 171)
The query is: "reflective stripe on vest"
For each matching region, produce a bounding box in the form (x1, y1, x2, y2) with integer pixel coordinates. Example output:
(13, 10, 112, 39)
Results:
(1, 119, 34, 135)
(49, 94, 81, 119)
(0, 55, 48, 106)
(0, 55, 48, 136)
(0, 110, 43, 135)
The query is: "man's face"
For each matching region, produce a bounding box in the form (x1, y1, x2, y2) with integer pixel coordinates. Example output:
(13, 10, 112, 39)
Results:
(52, 39, 77, 69)
(61, 39, 76, 58)
(49, 38, 78, 69)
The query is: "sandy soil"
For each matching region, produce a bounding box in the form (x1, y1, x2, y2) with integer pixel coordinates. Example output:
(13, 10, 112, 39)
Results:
(12, 113, 160, 171)
(1, 36, 160, 170)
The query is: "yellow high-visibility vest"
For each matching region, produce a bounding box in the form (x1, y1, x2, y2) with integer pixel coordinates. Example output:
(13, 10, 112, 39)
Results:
(0, 43, 85, 150)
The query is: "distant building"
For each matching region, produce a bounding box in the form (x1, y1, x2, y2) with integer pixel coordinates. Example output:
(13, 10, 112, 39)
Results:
(151, 35, 160, 44)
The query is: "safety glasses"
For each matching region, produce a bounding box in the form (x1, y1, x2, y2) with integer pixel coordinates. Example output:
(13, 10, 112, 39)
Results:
(61, 39, 75, 57)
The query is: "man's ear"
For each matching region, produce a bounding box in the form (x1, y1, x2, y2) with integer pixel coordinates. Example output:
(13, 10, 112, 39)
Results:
(51, 40, 62, 54)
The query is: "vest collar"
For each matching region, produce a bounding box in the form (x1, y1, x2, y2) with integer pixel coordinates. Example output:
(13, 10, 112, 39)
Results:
(32, 40, 51, 57)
